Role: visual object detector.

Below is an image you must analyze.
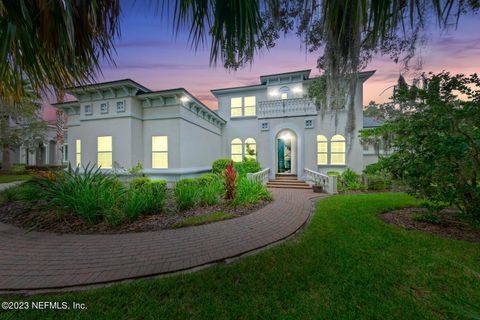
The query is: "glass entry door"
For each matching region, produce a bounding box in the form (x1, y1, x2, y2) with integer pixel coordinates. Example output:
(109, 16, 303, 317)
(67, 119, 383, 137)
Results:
(277, 138, 292, 173)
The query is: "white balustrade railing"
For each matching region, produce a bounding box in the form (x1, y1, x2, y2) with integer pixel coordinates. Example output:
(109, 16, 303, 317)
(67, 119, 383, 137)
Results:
(257, 98, 317, 118)
(247, 168, 270, 185)
(304, 168, 338, 194)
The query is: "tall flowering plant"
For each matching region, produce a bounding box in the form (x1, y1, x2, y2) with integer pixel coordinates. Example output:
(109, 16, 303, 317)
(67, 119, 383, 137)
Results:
(225, 161, 236, 200)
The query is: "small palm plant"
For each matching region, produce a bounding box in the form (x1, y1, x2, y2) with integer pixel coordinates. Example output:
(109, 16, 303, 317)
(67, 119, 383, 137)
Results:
(225, 161, 236, 200)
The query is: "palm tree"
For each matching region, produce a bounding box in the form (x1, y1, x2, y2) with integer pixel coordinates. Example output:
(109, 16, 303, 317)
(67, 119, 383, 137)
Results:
(0, 0, 120, 101)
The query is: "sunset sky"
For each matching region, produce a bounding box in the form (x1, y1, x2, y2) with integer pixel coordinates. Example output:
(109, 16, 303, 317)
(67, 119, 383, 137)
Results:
(44, 3, 480, 120)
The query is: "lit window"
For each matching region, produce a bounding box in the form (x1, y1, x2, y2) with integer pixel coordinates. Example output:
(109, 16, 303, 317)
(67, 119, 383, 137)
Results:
(231, 97, 242, 117)
(116, 101, 125, 113)
(97, 136, 112, 169)
(244, 96, 256, 116)
(84, 105, 92, 115)
(231, 138, 243, 162)
(100, 103, 108, 114)
(75, 140, 81, 167)
(281, 93, 288, 100)
(317, 135, 328, 165)
(330, 135, 346, 165)
(244, 138, 256, 160)
(152, 136, 168, 169)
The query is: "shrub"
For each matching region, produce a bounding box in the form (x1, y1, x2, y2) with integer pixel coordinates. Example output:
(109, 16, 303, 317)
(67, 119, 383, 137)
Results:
(175, 178, 200, 211)
(11, 164, 27, 175)
(130, 177, 151, 189)
(1, 182, 40, 204)
(363, 162, 384, 175)
(234, 159, 261, 177)
(198, 177, 223, 206)
(338, 168, 365, 192)
(212, 158, 232, 174)
(197, 173, 220, 186)
(37, 164, 124, 224)
(364, 173, 392, 191)
(229, 177, 272, 207)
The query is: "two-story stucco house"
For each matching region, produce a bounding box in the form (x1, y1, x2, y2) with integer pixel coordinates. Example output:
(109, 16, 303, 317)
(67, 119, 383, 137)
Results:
(54, 69, 379, 182)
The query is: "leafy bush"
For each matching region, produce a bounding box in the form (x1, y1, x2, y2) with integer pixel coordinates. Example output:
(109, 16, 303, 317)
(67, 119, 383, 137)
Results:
(198, 178, 223, 206)
(234, 159, 261, 177)
(364, 173, 392, 191)
(338, 168, 365, 192)
(130, 177, 151, 189)
(175, 178, 200, 211)
(229, 177, 272, 207)
(197, 173, 220, 186)
(363, 162, 384, 175)
(1, 182, 40, 204)
(212, 158, 232, 174)
(11, 164, 27, 175)
(122, 179, 167, 221)
(38, 164, 124, 224)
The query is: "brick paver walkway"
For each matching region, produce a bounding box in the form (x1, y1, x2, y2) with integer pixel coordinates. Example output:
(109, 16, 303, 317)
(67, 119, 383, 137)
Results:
(0, 189, 325, 294)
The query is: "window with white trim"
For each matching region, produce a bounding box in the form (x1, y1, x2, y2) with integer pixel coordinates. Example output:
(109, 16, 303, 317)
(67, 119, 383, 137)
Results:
(244, 138, 256, 161)
(100, 103, 108, 114)
(97, 136, 112, 169)
(330, 135, 346, 165)
(244, 96, 256, 116)
(116, 101, 125, 113)
(231, 138, 243, 162)
(152, 136, 168, 169)
(75, 140, 81, 167)
(317, 135, 328, 165)
(230, 97, 242, 117)
(84, 105, 92, 115)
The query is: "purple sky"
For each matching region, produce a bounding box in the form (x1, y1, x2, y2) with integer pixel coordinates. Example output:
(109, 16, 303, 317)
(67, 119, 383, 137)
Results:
(44, 3, 480, 120)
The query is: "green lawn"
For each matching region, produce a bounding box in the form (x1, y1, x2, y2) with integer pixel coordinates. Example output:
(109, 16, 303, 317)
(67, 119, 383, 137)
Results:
(173, 211, 236, 228)
(0, 175, 31, 184)
(3, 193, 480, 319)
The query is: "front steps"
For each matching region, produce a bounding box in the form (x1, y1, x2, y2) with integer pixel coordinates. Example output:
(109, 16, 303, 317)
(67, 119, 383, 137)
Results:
(266, 175, 311, 189)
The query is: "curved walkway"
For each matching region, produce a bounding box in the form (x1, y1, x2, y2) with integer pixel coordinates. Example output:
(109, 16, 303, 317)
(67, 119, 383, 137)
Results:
(0, 189, 325, 294)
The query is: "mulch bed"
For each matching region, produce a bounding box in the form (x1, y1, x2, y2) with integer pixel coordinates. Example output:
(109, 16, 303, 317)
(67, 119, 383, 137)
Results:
(379, 208, 480, 243)
(0, 200, 270, 235)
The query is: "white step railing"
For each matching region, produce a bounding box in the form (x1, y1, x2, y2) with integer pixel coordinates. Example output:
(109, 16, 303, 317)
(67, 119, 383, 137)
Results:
(304, 168, 338, 194)
(257, 98, 317, 118)
(247, 168, 270, 185)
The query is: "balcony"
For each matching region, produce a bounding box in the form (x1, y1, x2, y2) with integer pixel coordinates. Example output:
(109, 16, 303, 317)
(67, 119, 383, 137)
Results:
(257, 98, 317, 118)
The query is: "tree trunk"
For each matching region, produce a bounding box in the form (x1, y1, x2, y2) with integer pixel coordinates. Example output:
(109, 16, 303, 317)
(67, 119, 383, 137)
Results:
(2, 143, 11, 171)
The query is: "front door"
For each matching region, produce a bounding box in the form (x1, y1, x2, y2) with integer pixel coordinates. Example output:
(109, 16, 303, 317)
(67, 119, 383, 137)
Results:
(277, 138, 292, 174)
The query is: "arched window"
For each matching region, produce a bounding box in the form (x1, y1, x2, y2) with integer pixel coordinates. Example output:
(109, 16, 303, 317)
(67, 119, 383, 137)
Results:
(316, 135, 328, 165)
(244, 138, 256, 161)
(279, 86, 289, 100)
(330, 135, 346, 165)
(231, 138, 243, 162)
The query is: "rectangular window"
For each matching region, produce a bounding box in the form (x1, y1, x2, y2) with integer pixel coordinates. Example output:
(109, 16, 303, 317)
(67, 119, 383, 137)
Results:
(317, 136, 328, 165)
(84, 105, 92, 115)
(63, 144, 68, 162)
(244, 96, 256, 116)
(281, 93, 288, 100)
(75, 140, 81, 167)
(330, 141, 346, 165)
(100, 103, 109, 114)
(116, 101, 125, 113)
(230, 97, 242, 117)
(97, 136, 112, 169)
(305, 119, 314, 128)
(152, 136, 168, 169)
(260, 121, 269, 131)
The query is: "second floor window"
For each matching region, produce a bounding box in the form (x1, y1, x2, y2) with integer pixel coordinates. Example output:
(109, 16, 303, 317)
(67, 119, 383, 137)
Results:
(230, 96, 256, 117)
(116, 101, 125, 113)
(84, 105, 92, 115)
(100, 103, 108, 114)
